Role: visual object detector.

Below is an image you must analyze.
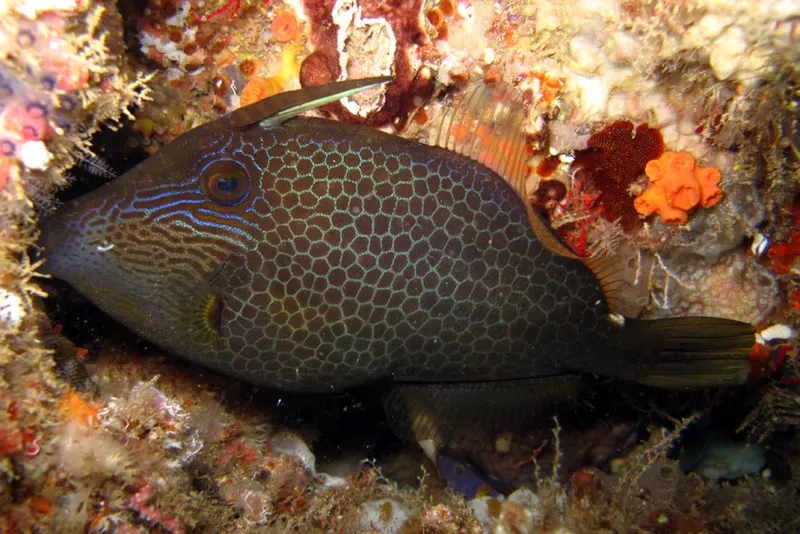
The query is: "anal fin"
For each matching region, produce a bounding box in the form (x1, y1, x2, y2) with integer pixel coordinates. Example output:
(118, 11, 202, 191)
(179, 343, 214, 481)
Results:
(382, 376, 587, 456)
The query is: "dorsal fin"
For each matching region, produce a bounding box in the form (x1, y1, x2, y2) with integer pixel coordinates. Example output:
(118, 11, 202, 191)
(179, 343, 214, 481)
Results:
(218, 77, 393, 130)
(435, 83, 529, 199)
(434, 83, 578, 259)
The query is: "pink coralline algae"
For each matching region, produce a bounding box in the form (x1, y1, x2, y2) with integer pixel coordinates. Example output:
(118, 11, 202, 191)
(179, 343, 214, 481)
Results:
(0, 3, 149, 196)
(126, 483, 187, 534)
(0, 13, 88, 185)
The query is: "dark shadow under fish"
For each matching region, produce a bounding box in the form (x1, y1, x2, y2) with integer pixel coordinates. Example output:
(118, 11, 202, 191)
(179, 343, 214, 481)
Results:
(38, 77, 755, 452)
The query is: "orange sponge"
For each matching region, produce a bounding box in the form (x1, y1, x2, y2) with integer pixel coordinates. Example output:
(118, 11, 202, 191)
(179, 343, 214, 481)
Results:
(634, 151, 722, 224)
(240, 44, 301, 107)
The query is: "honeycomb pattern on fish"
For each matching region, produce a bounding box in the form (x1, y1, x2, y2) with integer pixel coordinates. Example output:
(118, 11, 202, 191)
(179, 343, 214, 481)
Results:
(197, 118, 615, 392)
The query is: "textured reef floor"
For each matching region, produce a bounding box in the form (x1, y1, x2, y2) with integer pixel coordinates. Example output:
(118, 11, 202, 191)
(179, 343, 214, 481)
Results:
(1, 0, 800, 532)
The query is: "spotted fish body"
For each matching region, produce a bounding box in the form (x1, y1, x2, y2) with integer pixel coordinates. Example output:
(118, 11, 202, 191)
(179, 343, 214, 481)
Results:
(40, 80, 753, 394)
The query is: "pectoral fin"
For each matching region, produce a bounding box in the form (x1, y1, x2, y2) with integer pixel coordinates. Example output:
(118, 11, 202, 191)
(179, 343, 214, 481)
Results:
(164, 254, 251, 353)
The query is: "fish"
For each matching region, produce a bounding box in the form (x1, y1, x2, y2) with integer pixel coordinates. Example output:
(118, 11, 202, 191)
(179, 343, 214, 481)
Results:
(39, 77, 755, 440)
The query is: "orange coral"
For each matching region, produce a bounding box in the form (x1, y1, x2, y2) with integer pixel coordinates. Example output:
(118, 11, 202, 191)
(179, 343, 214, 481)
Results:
(634, 151, 722, 224)
(59, 391, 98, 426)
(271, 10, 298, 43)
(240, 77, 281, 107)
(526, 71, 563, 106)
(239, 45, 300, 107)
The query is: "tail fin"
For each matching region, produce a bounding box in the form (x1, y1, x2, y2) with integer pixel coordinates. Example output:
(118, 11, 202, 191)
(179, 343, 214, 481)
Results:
(623, 317, 755, 388)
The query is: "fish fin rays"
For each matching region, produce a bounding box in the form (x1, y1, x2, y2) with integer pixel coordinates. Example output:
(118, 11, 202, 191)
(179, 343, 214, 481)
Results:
(382, 376, 587, 454)
(528, 208, 580, 258)
(219, 77, 393, 130)
(623, 317, 755, 388)
(161, 277, 224, 352)
(582, 241, 654, 317)
(434, 83, 529, 200)
(433, 83, 579, 259)
(164, 253, 250, 353)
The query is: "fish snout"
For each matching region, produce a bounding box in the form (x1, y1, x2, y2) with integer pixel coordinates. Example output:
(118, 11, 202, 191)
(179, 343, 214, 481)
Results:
(37, 196, 125, 290)
(37, 207, 87, 280)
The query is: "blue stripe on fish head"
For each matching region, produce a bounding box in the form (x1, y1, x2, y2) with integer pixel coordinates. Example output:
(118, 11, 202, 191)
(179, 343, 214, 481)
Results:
(39, 123, 276, 366)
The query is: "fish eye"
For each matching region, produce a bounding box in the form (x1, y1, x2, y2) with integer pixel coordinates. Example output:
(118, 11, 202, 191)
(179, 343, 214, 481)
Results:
(201, 160, 250, 206)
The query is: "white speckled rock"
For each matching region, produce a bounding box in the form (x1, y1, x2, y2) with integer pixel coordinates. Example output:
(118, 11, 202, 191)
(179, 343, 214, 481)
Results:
(0, 288, 25, 330)
(683, 13, 731, 50)
(359, 499, 411, 534)
(570, 35, 605, 73)
(709, 26, 748, 81)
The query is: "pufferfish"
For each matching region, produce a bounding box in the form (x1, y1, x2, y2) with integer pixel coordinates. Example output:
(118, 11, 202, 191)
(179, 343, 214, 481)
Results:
(39, 78, 754, 440)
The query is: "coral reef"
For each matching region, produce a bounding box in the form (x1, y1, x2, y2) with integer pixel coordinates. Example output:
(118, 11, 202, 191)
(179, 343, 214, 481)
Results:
(0, 0, 798, 531)
(565, 119, 665, 232)
(0, 2, 150, 206)
(0, 0, 151, 527)
(299, 0, 433, 130)
(642, 250, 779, 325)
(240, 44, 302, 107)
(531, 120, 664, 255)
(1, 335, 490, 532)
(130, 0, 308, 149)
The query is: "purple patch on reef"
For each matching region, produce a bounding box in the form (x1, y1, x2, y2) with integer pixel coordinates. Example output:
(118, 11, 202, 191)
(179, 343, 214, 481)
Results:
(437, 454, 501, 499)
